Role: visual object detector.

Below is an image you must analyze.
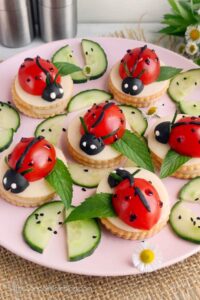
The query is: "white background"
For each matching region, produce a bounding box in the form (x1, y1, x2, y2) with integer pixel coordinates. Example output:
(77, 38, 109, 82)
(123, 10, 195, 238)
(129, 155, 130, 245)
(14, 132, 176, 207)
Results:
(78, 0, 171, 23)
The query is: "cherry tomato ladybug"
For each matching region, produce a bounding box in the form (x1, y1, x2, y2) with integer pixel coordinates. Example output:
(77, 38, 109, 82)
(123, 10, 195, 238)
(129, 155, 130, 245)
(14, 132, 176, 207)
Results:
(119, 45, 160, 85)
(169, 116, 200, 157)
(2, 136, 56, 193)
(111, 170, 162, 230)
(80, 102, 126, 145)
(18, 56, 63, 101)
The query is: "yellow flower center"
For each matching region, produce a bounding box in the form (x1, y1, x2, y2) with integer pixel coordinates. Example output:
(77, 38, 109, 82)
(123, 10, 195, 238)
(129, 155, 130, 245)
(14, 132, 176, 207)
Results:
(140, 249, 155, 264)
(189, 29, 200, 41)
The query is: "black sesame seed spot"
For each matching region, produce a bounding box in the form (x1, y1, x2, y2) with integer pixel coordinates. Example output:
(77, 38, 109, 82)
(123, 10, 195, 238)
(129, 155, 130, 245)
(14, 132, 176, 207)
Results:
(131, 111, 135, 114)
(195, 82, 197, 85)
(145, 58, 151, 65)
(198, 226, 200, 228)
(151, 49, 155, 52)
(84, 169, 89, 172)
(148, 181, 152, 184)
(191, 217, 194, 222)
(127, 49, 131, 53)
(46, 60, 50, 63)
(183, 77, 187, 80)
(0, 109, 2, 111)
(21, 64, 25, 68)
(8, 101, 11, 105)
(155, 57, 159, 62)
(35, 213, 39, 219)
(193, 221, 196, 226)
(92, 235, 97, 239)
(82, 187, 87, 192)
(196, 217, 200, 220)
(40, 213, 44, 216)
(69, 54, 73, 58)
(62, 128, 66, 132)
(58, 222, 63, 225)
(88, 109, 91, 113)
(57, 211, 61, 215)
(121, 119, 124, 124)
(53, 231, 57, 234)
(36, 221, 41, 224)
(121, 59, 124, 63)
(41, 129, 45, 132)
(105, 100, 109, 103)
(195, 198, 199, 201)
(85, 51, 88, 55)
(162, 103, 165, 106)
(193, 104, 197, 107)
(178, 215, 182, 219)
(48, 227, 52, 231)
(91, 48, 94, 52)
(130, 214, 137, 222)
(176, 82, 179, 86)
(48, 128, 52, 132)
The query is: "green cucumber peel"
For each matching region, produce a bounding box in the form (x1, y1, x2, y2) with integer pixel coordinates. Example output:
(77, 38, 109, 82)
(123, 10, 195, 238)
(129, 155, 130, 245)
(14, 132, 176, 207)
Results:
(65, 193, 115, 222)
(112, 129, 154, 172)
(46, 158, 73, 208)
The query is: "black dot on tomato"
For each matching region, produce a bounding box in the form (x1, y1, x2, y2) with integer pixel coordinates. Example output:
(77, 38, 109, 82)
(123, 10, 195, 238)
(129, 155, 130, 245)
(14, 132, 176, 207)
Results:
(113, 194, 117, 198)
(127, 49, 131, 53)
(125, 195, 130, 201)
(145, 58, 150, 65)
(26, 78, 31, 82)
(21, 64, 25, 68)
(159, 201, 163, 207)
(177, 137, 183, 143)
(191, 128, 195, 133)
(129, 214, 137, 222)
(28, 161, 34, 167)
(48, 157, 52, 162)
(49, 67, 54, 72)
(148, 181, 152, 184)
(45, 144, 51, 149)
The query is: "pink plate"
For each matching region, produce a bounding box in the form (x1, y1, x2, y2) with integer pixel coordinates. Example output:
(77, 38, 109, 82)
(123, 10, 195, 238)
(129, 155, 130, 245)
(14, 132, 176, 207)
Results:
(0, 37, 199, 276)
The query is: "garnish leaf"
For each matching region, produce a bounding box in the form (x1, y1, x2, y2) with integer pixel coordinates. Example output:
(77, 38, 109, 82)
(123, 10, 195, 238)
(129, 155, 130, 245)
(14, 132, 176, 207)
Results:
(53, 62, 82, 76)
(160, 149, 191, 178)
(156, 66, 182, 81)
(112, 129, 154, 172)
(46, 158, 73, 208)
(65, 193, 115, 222)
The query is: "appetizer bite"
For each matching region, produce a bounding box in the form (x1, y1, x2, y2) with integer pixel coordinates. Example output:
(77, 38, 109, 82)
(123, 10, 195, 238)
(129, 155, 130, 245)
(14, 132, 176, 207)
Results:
(12, 56, 73, 118)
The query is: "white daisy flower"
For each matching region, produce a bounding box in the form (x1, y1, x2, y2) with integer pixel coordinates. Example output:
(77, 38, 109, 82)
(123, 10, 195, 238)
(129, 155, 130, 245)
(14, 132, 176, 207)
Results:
(185, 41, 199, 56)
(132, 242, 162, 272)
(176, 42, 186, 55)
(185, 25, 200, 43)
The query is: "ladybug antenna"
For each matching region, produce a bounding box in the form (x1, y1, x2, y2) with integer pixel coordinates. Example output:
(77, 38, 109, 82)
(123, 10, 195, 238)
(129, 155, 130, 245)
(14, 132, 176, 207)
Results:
(137, 69, 146, 79)
(131, 169, 141, 177)
(171, 110, 178, 126)
(80, 117, 88, 134)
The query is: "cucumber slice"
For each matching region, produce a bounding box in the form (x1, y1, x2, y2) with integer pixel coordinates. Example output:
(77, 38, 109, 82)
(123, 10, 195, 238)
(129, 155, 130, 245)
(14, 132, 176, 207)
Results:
(0, 102, 20, 131)
(67, 89, 112, 112)
(52, 45, 87, 83)
(170, 201, 200, 244)
(119, 105, 147, 135)
(68, 162, 111, 188)
(179, 100, 200, 116)
(168, 69, 200, 103)
(0, 128, 13, 152)
(82, 39, 108, 80)
(178, 177, 200, 202)
(23, 201, 64, 253)
(65, 207, 101, 261)
(34, 114, 67, 145)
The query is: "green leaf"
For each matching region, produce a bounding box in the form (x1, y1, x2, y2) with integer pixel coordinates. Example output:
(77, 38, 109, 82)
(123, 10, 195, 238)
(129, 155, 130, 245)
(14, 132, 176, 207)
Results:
(46, 158, 73, 208)
(160, 149, 191, 178)
(65, 193, 115, 222)
(112, 129, 154, 172)
(53, 62, 82, 76)
(159, 25, 186, 36)
(168, 0, 180, 14)
(156, 66, 182, 81)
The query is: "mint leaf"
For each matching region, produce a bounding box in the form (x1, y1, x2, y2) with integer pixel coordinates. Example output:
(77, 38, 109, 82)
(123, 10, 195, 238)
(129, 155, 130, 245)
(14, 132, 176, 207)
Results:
(157, 67, 182, 81)
(46, 158, 73, 208)
(160, 149, 191, 178)
(53, 62, 82, 76)
(112, 130, 154, 172)
(65, 193, 115, 222)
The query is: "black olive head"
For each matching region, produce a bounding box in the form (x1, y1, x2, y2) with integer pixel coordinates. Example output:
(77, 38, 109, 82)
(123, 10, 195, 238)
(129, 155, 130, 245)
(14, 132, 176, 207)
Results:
(121, 77, 144, 96)
(42, 82, 64, 102)
(2, 169, 29, 193)
(80, 133, 105, 155)
(108, 168, 134, 188)
(154, 121, 171, 144)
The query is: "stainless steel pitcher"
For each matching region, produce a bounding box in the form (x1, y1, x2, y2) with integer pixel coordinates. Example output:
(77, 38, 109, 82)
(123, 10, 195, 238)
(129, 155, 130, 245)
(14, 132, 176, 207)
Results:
(38, 0, 77, 42)
(0, 0, 34, 48)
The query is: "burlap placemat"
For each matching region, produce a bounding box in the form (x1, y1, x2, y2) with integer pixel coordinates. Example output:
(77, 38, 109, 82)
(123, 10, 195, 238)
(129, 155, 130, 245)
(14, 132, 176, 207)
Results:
(0, 29, 200, 300)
